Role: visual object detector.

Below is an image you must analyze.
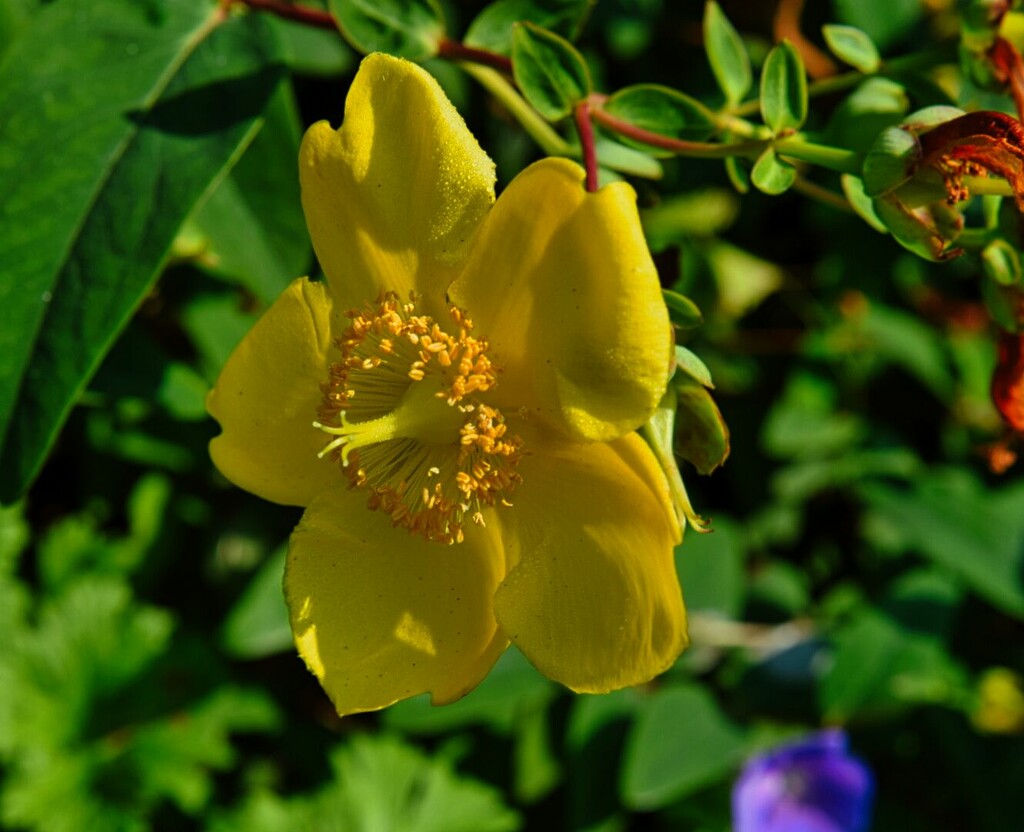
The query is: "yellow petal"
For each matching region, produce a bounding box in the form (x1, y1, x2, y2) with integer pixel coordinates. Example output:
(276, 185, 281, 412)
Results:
(449, 158, 671, 442)
(207, 277, 341, 507)
(494, 433, 686, 693)
(300, 53, 496, 306)
(286, 486, 509, 716)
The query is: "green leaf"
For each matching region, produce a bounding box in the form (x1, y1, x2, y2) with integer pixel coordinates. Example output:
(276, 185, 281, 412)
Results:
(821, 607, 967, 720)
(316, 734, 521, 832)
(760, 40, 808, 133)
(592, 135, 663, 180)
(465, 0, 594, 55)
(833, 0, 923, 51)
(982, 238, 1022, 287)
(221, 546, 292, 659)
(0, 0, 282, 501)
(703, 1, 751, 106)
(751, 147, 797, 195)
(268, 13, 355, 76)
(188, 83, 311, 304)
(725, 154, 751, 194)
(859, 470, 1024, 619)
(674, 375, 730, 475)
(662, 289, 704, 329)
(675, 345, 713, 388)
(621, 684, 747, 809)
(511, 21, 591, 121)
(565, 691, 638, 832)
(674, 516, 745, 618)
(384, 648, 555, 735)
(642, 188, 740, 246)
(822, 23, 881, 73)
(841, 173, 888, 232)
(328, 0, 445, 61)
(602, 84, 717, 157)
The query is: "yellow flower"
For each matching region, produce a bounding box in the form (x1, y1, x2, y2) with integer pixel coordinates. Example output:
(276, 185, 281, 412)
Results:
(207, 53, 687, 716)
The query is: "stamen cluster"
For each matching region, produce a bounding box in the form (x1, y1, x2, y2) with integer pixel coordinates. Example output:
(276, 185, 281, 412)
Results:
(316, 293, 523, 544)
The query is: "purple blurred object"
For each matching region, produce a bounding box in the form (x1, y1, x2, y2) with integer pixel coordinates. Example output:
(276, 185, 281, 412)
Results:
(732, 729, 874, 832)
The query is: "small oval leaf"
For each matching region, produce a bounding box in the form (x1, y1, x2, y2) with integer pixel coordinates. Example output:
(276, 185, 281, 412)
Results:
(703, 1, 751, 106)
(760, 40, 808, 134)
(511, 21, 591, 121)
(663, 290, 704, 329)
(603, 84, 717, 157)
(822, 23, 881, 73)
(751, 147, 797, 195)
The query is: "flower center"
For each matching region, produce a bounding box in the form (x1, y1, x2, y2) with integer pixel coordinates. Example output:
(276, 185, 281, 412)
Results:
(314, 292, 523, 544)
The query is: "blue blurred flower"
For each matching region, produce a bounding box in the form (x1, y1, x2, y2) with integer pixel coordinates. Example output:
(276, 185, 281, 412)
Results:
(732, 729, 874, 832)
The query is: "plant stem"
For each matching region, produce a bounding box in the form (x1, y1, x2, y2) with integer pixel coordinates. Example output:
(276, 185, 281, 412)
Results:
(234, 0, 336, 29)
(437, 38, 512, 74)
(574, 100, 599, 192)
(774, 137, 863, 174)
(590, 102, 768, 159)
(458, 62, 572, 156)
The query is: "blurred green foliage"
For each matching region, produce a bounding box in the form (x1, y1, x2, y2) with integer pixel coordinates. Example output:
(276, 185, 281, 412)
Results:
(2, 0, 1024, 830)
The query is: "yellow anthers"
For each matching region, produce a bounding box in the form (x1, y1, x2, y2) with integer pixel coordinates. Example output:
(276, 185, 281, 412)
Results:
(315, 292, 522, 544)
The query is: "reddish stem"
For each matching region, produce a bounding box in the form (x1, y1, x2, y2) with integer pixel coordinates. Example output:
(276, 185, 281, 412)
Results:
(589, 100, 765, 158)
(574, 100, 599, 192)
(236, 0, 337, 30)
(437, 39, 513, 74)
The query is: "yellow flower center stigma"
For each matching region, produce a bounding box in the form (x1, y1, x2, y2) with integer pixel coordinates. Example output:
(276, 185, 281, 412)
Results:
(313, 292, 524, 545)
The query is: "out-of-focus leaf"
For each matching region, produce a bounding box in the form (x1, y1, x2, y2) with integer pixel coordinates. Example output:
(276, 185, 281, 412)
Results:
(982, 239, 1022, 287)
(706, 241, 784, 317)
(465, 0, 593, 55)
(762, 372, 865, 459)
(833, 0, 923, 51)
(0, 578, 174, 755)
(37, 474, 171, 589)
(221, 546, 292, 659)
(188, 84, 311, 304)
(603, 84, 717, 156)
(822, 24, 881, 73)
(820, 607, 967, 721)
(703, 1, 751, 106)
(513, 705, 560, 803)
(859, 470, 1024, 618)
(329, 0, 445, 60)
(760, 41, 808, 133)
(827, 77, 908, 153)
(642, 189, 740, 246)
(268, 12, 354, 76)
(674, 516, 744, 619)
(384, 648, 555, 734)
(565, 690, 639, 832)
(511, 21, 591, 121)
(725, 153, 751, 194)
(0, 0, 282, 501)
(592, 134, 664, 179)
(621, 684, 746, 809)
(181, 293, 260, 382)
(315, 734, 521, 832)
(772, 448, 919, 503)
